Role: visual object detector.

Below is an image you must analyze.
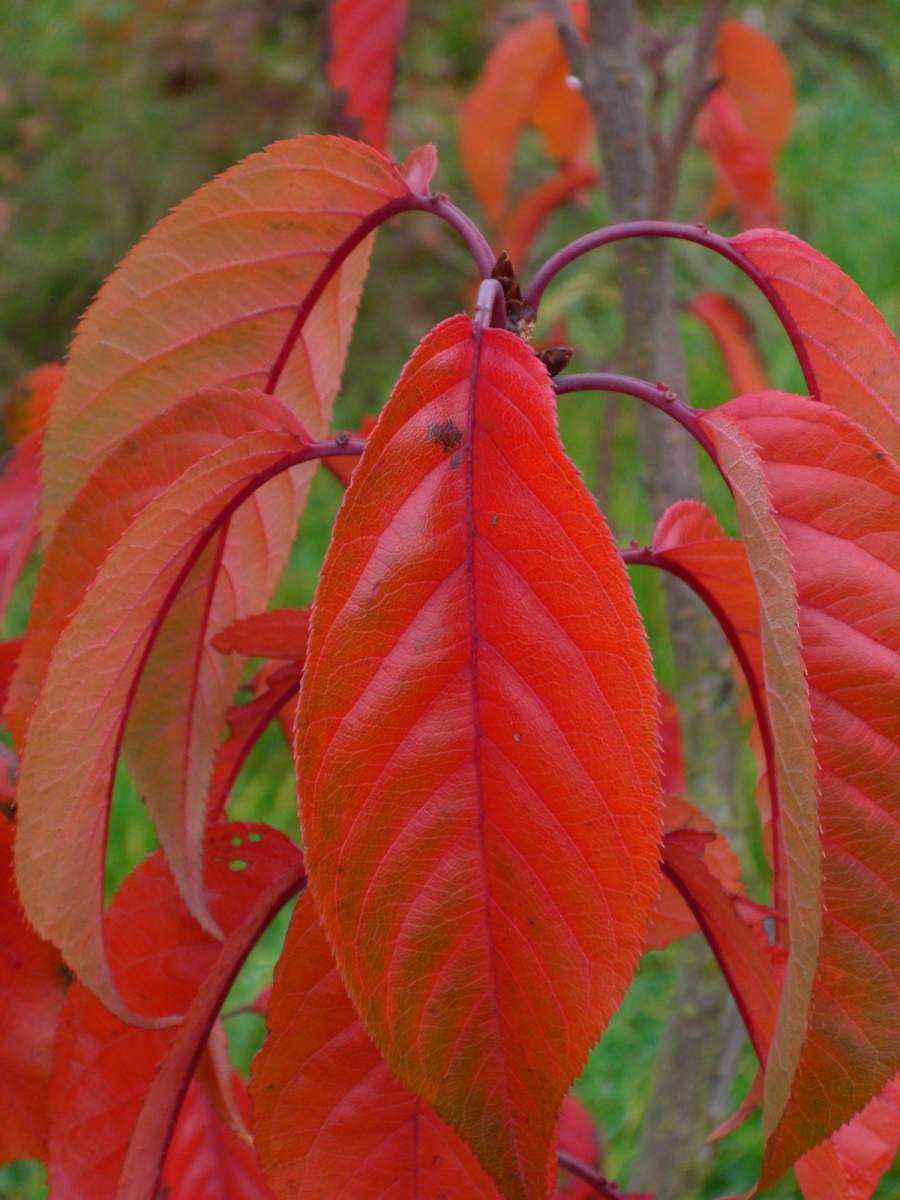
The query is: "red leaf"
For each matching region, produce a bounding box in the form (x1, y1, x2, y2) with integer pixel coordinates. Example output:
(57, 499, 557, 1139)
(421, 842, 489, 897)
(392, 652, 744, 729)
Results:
(554, 1096, 602, 1199)
(696, 88, 778, 227)
(701, 393, 900, 1185)
(208, 661, 304, 822)
(27, 138, 420, 956)
(459, 8, 592, 220)
(731, 230, 900, 462)
(0, 432, 41, 619)
(297, 315, 661, 1198)
(716, 21, 795, 154)
(641, 502, 778, 882)
(213, 609, 310, 660)
(251, 892, 502, 1198)
(47, 822, 299, 1198)
(700, 21, 794, 224)
(0, 819, 69, 1163)
(162, 1076, 273, 1199)
(0, 638, 22, 718)
(498, 163, 600, 270)
(4, 361, 63, 443)
(795, 1075, 900, 1200)
(13, 389, 319, 1020)
(327, 0, 409, 152)
(662, 830, 778, 1064)
(41, 136, 415, 538)
(646, 794, 745, 951)
(687, 291, 769, 395)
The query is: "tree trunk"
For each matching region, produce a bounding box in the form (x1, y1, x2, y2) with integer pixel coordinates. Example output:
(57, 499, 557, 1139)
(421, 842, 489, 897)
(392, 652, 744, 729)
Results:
(550, 4, 745, 1196)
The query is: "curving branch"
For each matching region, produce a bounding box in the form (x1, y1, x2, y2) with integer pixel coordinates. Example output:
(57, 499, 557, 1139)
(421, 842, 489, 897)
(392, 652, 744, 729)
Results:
(554, 372, 719, 466)
(525, 221, 817, 400)
(558, 1150, 652, 1200)
(266, 192, 495, 395)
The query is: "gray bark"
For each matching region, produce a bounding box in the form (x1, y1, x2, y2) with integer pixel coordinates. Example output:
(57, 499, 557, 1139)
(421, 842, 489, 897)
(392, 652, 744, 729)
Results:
(550, 4, 747, 1197)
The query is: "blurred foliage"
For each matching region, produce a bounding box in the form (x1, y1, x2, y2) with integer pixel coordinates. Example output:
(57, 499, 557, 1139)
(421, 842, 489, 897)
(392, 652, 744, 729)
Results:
(1, 1, 898, 1197)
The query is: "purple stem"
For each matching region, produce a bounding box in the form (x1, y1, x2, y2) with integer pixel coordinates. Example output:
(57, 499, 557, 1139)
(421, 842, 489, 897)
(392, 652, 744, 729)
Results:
(622, 545, 783, 927)
(474, 278, 507, 330)
(116, 857, 307, 1200)
(524, 221, 817, 401)
(554, 372, 720, 468)
(557, 1151, 650, 1200)
(266, 193, 494, 395)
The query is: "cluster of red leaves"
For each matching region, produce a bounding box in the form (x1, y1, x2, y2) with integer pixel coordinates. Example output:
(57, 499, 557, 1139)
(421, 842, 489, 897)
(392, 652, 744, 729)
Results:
(0, 19, 896, 1200)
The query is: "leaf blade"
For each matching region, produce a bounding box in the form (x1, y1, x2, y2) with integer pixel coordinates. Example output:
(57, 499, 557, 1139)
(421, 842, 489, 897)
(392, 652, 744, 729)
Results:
(701, 393, 900, 1184)
(298, 315, 661, 1198)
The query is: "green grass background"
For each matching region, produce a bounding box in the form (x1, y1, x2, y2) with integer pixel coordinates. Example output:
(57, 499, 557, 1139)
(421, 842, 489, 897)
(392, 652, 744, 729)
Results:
(0, 1, 897, 1196)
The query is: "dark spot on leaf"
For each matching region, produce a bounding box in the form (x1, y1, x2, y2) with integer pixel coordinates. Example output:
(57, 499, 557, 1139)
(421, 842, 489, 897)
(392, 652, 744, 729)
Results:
(231, 836, 242, 847)
(428, 419, 463, 453)
(874, 451, 886, 460)
(247, 831, 262, 843)
(449, 451, 463, 469)
(229, 859, 249, 872)
(490, 514, 499, 526)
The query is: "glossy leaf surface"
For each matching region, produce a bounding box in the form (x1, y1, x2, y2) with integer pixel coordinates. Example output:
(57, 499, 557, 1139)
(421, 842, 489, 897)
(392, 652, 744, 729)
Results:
(327, 0, 409, 151)
(252, 892, 502, 1199)
(0, 819, 69, 1164)
(298, 315, 661, 1198)
(48, 823, 298, 1198)
(701, 393, 900, 1184)
(732, 230, 900, 461)
(14, 390, 314, 1018)
(459, 9, 591, 220)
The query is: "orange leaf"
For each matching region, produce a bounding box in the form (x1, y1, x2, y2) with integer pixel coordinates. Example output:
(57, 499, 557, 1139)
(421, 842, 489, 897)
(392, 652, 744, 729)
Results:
(499, 163, 600, 269)
(0, 819, 69, 1163)
(732, 230, 900, 462)
(297, 315, 661, 1198)
(698, 20, 794, 224)
(41, 136, 412, 538)
(459, 8, 592, 221)
(13, 390, 318, 1020)
(687, 290, 769, 395)
(696, 88, 779, 227)
(327, 0, 409, 152)
(701, 393, 900, 1186)
(716, 20, 795, 153)
(251, 892, 502, 1198)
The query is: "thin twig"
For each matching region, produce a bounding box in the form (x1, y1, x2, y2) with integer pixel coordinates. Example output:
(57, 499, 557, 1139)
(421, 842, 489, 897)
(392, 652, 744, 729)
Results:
(546, 0, 589, 79)
(652, 0, 729, 218)
(557, 1151, 647, 1199)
